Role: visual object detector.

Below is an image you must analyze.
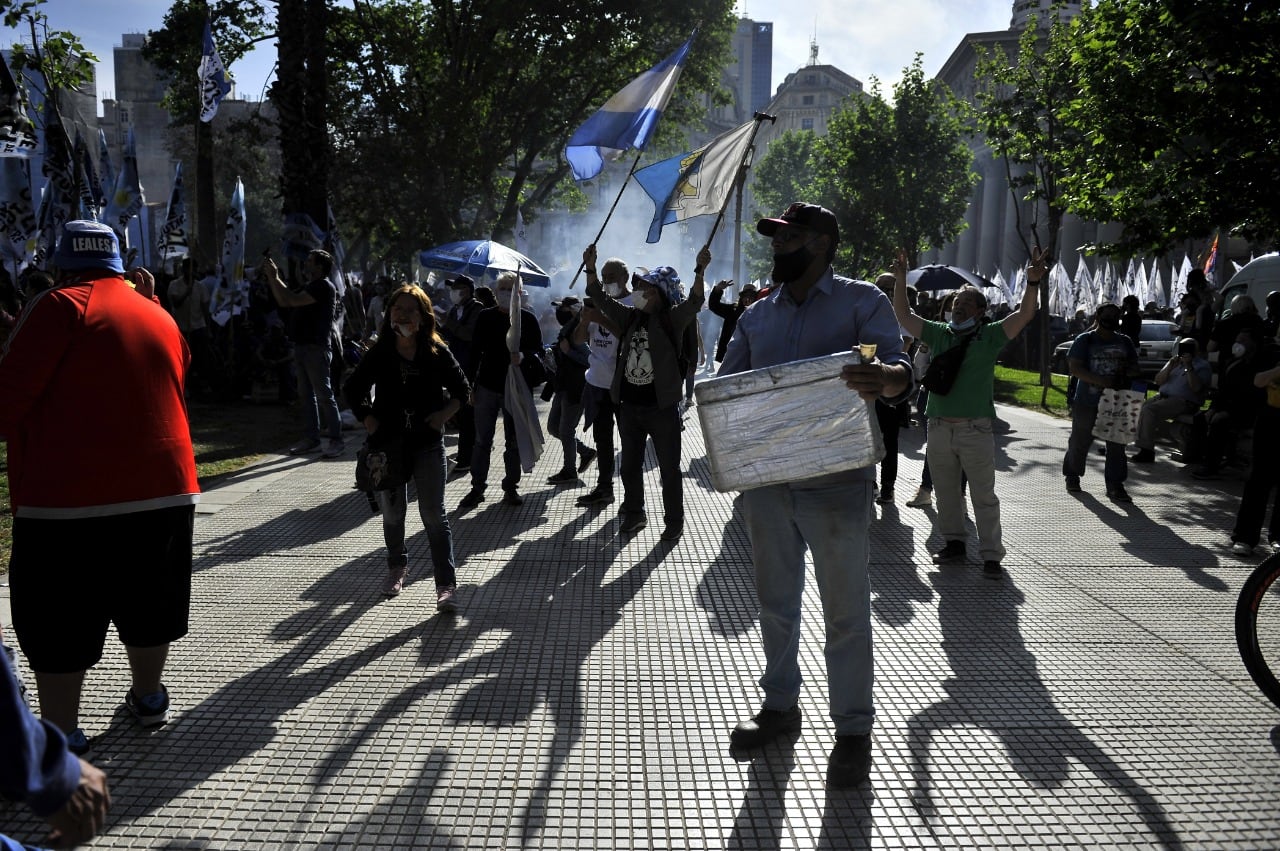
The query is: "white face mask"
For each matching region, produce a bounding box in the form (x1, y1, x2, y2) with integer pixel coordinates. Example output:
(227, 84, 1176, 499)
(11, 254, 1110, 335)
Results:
(393, 322, 415, 338)
(604, 281, 625, 298)
(949, 311, 977, 332)
(1232, 342, 1247, 359)
(449, 290, 465, 306)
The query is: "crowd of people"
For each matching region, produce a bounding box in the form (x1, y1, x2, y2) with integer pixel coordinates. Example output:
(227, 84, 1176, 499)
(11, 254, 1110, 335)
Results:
(3, 210, 1280, 849)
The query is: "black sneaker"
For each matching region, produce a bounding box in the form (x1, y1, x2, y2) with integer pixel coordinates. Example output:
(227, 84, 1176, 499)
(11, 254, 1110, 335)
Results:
(458, 488, 485, 509)
(932, 540, 966, 563)
(546, 469, 579, 485)
(660, 523, 684, 541)
(982, 560, 1004, 579)
(1130, 448, 1155, 463)
(126, 685, 171, 727)
(576, 487, 614, 507)
(577, 447, 598, 473)
(730, 706, 802, 750)
(827, 733, 872, 788)
(501, 490, 524, 506)
(1065, 475, 1082, 493)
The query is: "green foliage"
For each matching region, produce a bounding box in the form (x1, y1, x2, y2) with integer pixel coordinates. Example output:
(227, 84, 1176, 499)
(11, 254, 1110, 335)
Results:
(1, 0, 96, 105)
(321, 0, 737, 266)
(973, 8, 1080, 262)
(814, 56, 975, 278)
(143, 0, 270, 123)
(1061, 0, 1280, 254)
(745, 128, 818, 281)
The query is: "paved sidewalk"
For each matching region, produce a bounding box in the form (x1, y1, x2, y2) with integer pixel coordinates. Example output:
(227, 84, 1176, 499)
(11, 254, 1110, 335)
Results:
(2, 400, 1278, 849)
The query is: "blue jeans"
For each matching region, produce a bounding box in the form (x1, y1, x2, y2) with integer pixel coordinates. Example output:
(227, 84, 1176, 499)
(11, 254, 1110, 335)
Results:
(1063, 404, 1127, 486)
(617, 401, 683, 527)
(375, 442, 456, 587)
(548, 390, 586, 472)
(470, 385, 521, 493)
(740, 479, 874, 736)
(294, 342, 342, 442)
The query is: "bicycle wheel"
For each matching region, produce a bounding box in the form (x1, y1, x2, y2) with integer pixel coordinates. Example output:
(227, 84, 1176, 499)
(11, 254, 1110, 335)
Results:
(1236, 551, 1280, 710)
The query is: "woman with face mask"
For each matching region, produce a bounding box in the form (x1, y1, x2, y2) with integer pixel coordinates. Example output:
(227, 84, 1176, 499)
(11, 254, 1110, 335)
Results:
(343, 285, 471, 608)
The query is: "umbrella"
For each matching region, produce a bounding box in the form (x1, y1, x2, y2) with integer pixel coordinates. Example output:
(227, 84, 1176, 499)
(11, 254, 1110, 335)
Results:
(418, 239, 551, 287)
(906, 264, 993, 292)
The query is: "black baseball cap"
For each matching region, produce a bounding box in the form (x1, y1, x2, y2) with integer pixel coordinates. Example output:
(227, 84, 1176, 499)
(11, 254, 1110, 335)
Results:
(756, 202, 839, 243)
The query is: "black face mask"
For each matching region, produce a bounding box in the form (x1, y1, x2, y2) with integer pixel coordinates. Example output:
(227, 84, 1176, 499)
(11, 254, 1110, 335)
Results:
(556, 309, 575, 326)
(771, 243, 813, 283)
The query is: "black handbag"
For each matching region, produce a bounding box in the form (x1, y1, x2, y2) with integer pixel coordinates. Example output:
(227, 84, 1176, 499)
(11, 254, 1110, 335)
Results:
(920, 333, 976, 396)
(355, 436, 406, 491)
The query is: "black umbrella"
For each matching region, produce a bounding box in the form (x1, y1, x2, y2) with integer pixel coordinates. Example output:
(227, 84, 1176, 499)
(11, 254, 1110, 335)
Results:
(906, 264, 993, 291)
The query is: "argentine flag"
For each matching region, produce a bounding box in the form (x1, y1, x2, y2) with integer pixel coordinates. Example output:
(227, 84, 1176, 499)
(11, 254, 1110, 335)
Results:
(564, 34, 695, 182)
(634, 119, 758, 244)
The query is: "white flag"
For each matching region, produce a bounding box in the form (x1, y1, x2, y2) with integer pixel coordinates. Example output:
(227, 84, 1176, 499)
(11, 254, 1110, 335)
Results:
(212, 177, 246, 325)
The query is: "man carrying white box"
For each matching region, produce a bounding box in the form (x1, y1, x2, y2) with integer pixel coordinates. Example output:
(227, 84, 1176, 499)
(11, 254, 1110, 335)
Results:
(718, 202, 914, 788)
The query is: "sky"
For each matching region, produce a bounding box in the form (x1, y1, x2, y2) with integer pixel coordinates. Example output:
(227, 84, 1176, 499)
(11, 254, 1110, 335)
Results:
(10, 0, 1015, 113)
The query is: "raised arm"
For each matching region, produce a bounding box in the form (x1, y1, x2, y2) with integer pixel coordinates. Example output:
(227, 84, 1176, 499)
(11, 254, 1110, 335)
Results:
(1001, 246, 1048, 340)
(891, 250, 924, 339)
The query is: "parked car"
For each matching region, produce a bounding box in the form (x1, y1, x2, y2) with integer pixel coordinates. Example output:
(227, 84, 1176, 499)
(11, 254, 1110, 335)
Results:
(1052, 319, 1179, 377)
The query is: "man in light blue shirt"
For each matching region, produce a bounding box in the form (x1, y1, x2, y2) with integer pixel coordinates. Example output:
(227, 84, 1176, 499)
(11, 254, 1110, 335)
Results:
(718, 203, 913, 788)
(1131, 337, 1213, 463)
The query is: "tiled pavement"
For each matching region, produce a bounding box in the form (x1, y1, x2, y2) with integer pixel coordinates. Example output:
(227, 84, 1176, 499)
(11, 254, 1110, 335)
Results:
(2, 398, 1279, 849)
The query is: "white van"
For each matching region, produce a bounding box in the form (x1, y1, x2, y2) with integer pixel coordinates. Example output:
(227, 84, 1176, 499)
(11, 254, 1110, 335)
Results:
(1218, 253, 1280, 318)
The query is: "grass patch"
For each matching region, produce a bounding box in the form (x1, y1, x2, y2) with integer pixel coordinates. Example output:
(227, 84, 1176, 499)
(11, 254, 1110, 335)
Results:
(994, 364, 1072, 419)
(1, 401, 298, 575)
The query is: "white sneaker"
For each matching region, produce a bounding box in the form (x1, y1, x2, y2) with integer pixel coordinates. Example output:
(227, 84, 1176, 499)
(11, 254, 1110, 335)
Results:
(322, 439, 345, 458)
(906, 487, 932, 508)
(1231, 542, 1254, 556)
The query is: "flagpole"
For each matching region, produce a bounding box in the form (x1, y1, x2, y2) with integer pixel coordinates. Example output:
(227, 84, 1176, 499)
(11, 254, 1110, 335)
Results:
(568, 152, 645, 290)
(704, 112, 775, 246)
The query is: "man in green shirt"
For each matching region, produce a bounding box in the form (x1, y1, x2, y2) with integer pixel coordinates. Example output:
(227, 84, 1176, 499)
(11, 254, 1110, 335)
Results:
(891, 249, 1046, 577)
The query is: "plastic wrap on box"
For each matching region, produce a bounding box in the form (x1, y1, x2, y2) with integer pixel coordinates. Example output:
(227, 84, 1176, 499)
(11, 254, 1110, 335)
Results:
(694, 352, 884, 492)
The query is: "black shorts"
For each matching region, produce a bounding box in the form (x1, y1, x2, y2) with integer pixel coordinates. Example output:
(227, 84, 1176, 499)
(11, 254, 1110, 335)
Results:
(10, 505, 194, 673)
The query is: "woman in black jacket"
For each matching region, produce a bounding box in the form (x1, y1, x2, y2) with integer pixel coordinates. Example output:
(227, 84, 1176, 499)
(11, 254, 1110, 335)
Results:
(344, 285, 471, 608)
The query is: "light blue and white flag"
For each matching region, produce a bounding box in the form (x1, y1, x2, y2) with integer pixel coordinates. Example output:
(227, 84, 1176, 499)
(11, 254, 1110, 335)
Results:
(199, 17, 232, 123)
(212, 177, 246, 324)
(158, 162, 189, 261)
(564, 34, 694, 182)
(97, 128, 115, 203)
(0, 52, 37, 158)
(103, 126, 144, 240)
(634, 119, 756, 244)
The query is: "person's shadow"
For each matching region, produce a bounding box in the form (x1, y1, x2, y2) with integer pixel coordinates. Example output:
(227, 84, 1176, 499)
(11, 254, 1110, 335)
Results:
(724, 732, 800, 850)
(309, 515, 672, 847)
(906, 568, 1185, 849)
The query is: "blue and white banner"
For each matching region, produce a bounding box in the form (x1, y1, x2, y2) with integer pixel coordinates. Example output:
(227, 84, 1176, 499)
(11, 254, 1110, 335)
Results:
(634, 119, 756, 244)
(564, 33, 694, 182)
(158, 162, 189, 261)
(0, 53, 36, 158)
(0, 155, 36, 266)
(103, 126, 144, 240)
(199, 18, 232, 123)
(212, 177, 247, 324)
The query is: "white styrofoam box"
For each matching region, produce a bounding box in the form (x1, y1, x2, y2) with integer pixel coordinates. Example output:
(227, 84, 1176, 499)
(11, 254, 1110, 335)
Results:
(694, 352, 884, 492)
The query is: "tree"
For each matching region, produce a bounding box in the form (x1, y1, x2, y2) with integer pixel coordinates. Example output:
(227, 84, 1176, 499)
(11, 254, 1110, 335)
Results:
(1062, 0, 1280, 255)
(2, 0, 96, 107)
(322, 0, 735, 269)
(973, 9, 1080, 391)
(744, 128, 818, 281)
(815, 56, 974, 279)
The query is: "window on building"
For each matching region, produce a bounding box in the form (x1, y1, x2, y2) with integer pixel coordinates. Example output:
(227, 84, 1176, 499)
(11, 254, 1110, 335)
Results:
(801, 118, 814, 131)
(802, 95, 814, 105)
(805, 74, 816, 85)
